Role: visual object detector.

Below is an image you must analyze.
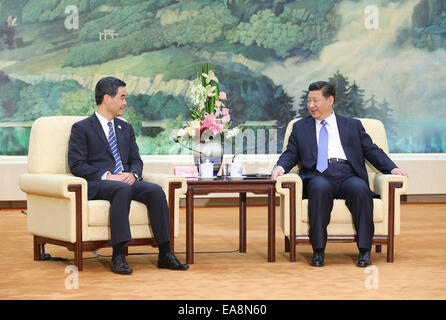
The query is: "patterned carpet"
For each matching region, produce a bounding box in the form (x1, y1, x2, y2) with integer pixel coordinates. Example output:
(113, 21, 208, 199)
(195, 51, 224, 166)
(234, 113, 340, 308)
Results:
(0, 204, 445, 300)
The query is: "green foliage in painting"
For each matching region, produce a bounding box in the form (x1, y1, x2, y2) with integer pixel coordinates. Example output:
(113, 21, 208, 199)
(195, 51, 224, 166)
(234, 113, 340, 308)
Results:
(226, 0, 338, 58)
(58, 89, 96, 116)
(12, 80, 81, 121)
(64, 5, 238, 67)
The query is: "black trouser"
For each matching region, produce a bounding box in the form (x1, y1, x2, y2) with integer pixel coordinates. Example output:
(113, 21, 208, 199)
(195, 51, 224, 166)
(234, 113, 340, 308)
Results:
(303, 162, 374, 251)
(94, 180, 171, 246)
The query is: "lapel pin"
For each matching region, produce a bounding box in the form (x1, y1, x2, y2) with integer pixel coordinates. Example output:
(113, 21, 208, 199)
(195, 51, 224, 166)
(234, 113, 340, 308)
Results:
(118, 125, 122, 129)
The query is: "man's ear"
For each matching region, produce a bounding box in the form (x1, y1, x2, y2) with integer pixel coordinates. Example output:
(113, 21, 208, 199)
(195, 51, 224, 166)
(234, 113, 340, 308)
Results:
(328, 95, 334, 107)
(103, 94, 111, 104)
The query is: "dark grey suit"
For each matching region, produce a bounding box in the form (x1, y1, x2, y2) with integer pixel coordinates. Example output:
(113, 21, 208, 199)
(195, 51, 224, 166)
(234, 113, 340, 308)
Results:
(68, 114, 170, 246)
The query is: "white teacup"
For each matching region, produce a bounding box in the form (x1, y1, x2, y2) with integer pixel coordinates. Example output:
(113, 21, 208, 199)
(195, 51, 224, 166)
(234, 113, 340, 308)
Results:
(229, 162, 244, 177)
(199, 161, 213, 178)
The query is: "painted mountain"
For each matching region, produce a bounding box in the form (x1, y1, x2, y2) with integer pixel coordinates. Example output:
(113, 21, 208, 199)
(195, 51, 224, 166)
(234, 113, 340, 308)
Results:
(0, 0, 445, 155)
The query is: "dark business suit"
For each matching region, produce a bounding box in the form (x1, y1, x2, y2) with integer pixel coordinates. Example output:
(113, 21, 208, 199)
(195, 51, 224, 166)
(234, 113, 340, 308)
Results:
(277, 114, 397, 250)
(68, 114, 170, 246)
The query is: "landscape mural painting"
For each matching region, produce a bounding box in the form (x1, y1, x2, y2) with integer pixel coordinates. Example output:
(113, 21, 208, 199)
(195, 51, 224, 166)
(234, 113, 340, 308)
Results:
(0, 0, 445, 156)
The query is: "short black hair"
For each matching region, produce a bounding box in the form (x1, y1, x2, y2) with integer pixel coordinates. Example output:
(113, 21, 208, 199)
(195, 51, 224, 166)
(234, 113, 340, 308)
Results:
(95, 77, 126, 105)
(308, 81, 336, 102)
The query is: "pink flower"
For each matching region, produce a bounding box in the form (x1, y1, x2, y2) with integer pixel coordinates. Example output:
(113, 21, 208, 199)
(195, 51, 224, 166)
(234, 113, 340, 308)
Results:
(219, 91, 227, 100)
(202, 113, 226, 135)
(215, 100, 222, 108)
(213, 122, 225, 135)
(214, 106, 222, 116)
(202, 113, 216, 129)
(221, 107, 229, 116)
(222, 115, 231, 124)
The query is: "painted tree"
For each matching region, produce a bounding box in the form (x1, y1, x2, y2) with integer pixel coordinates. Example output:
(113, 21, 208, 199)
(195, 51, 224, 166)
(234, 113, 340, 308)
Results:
(328, 70, 350, 115)
(345, 81, 367, 118)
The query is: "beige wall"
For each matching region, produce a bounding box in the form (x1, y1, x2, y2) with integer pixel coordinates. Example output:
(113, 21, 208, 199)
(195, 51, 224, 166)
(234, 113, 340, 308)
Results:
(1, 154, 446, 202)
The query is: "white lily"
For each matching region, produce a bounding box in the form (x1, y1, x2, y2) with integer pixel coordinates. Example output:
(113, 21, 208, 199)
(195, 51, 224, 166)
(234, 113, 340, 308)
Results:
(202, 70, 219, 84)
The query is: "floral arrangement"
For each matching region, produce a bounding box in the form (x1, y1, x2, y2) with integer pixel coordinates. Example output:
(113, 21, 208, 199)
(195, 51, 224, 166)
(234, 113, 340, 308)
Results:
(177, 63, 241, 142)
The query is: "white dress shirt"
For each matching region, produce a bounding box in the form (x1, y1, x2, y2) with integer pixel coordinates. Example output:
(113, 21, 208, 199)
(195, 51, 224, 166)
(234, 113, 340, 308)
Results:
(273, 112, 347, 175)
(316, 112, 347, 160)
(95, 111, 115, 138)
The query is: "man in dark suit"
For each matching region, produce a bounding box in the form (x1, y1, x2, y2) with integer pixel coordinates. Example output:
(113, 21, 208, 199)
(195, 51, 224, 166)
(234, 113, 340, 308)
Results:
(271, 81, 407, 267)
(68, 77, 189, 274)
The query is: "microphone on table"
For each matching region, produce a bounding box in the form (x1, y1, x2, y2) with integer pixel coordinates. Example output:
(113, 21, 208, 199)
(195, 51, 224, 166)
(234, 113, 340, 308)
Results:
(174, 138, 255, 166)
(231, 147, 256, 163)
(173, 137, 207, 157)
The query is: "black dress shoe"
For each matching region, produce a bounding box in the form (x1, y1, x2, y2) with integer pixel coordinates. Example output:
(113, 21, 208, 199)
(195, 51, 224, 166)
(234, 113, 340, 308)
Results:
(310, 250, 324, 267)
(111, 254, 133, 275)
(357, 249, 372, 267)
(158, 252, 189, 270)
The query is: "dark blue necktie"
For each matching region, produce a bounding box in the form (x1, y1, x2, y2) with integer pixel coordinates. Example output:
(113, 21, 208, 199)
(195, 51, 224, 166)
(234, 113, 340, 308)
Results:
(107, 121, 123, 174)
(316, 120, 328, 173)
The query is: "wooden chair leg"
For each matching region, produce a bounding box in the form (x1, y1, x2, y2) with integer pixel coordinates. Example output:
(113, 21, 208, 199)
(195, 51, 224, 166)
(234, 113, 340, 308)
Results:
(376, 244, 382, 253)
(285, 236, 290, 253)
(74, 242, 83, 271)
(33, 236, 42, 261)
(386, 182, 401, 263)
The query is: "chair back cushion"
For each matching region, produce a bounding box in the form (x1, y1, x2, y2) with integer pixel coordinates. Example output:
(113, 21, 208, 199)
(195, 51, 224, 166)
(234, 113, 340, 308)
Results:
(27, 116, 87, 174)
(282, 117, 390, 174)
(357, 118, 390, 173)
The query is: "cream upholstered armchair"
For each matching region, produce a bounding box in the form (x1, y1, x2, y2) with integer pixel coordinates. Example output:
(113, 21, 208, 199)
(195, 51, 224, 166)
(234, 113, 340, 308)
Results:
(19, 116, 187, 271)
(275, 118, 408, 262)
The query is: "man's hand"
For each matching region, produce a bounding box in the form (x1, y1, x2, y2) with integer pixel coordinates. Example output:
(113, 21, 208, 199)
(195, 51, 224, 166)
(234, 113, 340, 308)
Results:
(271, 166, 285, 180)
(391, 167, 408, 177)
(106, 172, 136, 185)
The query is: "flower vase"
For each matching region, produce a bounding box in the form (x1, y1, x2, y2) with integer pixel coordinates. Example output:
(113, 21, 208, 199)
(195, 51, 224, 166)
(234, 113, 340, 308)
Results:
(193, 138, 223, 176)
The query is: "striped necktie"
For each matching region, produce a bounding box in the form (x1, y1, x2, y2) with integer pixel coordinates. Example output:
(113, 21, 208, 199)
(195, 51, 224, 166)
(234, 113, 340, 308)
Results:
(107, 121, 123, 174)
(316, 120, 328, 173)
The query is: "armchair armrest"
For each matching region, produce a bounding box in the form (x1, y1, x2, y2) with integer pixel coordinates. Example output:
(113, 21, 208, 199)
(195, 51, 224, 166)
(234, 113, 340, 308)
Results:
(274, 173, 303, 262)
(20, 173, 89, 244)
(275, 173, 303, 240)
(275, 173, 303, 197)
(374, 174, 408, 198)
(373, 174, 408, 239)
(20, 173, 87, 199)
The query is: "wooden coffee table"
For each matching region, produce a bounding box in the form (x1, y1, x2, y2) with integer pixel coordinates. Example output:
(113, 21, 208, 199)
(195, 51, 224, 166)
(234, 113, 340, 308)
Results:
(169, 176, 296, 264)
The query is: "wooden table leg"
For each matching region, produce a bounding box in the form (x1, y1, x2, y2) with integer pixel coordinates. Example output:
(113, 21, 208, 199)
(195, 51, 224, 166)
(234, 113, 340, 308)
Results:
(239, 192, 247, 253)
(186, 188, 194, 264)
(268, 186, 276, 262)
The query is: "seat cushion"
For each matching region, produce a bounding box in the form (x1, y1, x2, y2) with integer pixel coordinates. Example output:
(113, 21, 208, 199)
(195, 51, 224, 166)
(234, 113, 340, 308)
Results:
(88, 200, 149, 226)
(301, 199, 383, 223)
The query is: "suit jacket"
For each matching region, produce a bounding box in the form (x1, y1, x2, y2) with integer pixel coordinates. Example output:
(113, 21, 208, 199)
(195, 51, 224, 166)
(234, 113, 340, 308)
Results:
(277, 114, 397, 186)
(68, 113, 143, 199)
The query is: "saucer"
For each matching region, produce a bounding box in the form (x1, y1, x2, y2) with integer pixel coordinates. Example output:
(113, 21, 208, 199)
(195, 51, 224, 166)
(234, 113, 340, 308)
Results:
(224, 176, 246, 179)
